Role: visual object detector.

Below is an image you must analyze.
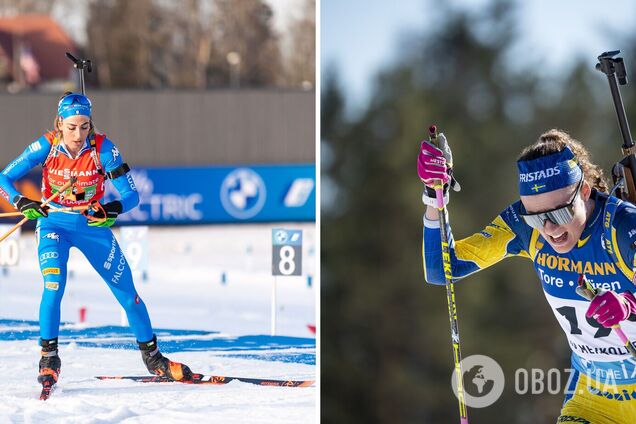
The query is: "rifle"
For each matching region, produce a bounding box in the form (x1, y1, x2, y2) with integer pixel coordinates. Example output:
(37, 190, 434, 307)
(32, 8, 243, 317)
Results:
(596, 50, 636, 203)
(65, 52, 92, 95)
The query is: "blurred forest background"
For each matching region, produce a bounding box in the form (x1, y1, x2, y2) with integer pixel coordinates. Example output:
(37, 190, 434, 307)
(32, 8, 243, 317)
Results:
(322, 1, 636, 423)
(0, 0, 314, 90)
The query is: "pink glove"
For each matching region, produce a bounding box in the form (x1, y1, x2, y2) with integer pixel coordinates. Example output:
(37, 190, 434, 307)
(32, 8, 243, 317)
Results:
(417, 140, 450, 187)
(586, 291, 636, 328)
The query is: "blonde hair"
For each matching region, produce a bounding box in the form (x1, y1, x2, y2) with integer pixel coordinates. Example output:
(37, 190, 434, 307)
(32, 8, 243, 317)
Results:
(518, 129, 609, 194)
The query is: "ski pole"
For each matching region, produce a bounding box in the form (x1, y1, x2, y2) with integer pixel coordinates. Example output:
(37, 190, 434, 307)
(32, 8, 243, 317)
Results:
(0, 204, 89, 218)
(0, 211, 25, 218)
(65, 52, 92, 95)
(0, 177, 76, 244)
(429, 125, 469, 424)
(575, 274, 636, 358)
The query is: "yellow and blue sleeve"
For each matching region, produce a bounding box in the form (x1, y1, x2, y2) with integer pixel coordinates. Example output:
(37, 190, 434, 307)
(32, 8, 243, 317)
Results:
(423, 202, 534, 285)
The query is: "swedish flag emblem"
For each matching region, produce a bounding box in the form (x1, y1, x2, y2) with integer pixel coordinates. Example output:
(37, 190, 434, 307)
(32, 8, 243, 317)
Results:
(531, 184, 546, 193)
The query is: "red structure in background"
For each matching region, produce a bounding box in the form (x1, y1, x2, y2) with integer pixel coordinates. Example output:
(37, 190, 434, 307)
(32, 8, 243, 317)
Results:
(0, 15, 77, 89)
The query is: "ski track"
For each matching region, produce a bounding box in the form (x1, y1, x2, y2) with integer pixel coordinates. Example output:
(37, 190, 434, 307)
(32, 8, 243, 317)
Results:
(0, 225, 316, 423)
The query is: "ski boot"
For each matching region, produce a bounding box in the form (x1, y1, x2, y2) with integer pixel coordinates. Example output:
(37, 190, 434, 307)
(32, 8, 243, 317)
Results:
(38, 338, 61, 400)
(138, 335, 193, 381)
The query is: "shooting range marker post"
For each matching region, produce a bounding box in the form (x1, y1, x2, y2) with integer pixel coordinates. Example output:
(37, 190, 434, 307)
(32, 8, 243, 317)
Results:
(271, 228, 303, 335)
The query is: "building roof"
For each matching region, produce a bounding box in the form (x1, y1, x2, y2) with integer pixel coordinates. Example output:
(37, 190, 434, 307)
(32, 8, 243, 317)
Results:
(0, 14, 77, 81)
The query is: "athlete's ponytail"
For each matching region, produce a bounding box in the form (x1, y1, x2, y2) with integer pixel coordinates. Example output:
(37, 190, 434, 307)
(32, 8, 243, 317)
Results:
(518, 129, 609, 194)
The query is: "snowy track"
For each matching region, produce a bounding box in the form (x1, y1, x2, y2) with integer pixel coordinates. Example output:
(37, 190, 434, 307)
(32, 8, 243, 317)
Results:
(0, 323, 316, 423)
(0, 224, 317, 423)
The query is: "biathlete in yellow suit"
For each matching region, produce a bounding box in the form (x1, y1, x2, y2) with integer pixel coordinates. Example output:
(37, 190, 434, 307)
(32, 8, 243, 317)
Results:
(420, 129, 636, 423)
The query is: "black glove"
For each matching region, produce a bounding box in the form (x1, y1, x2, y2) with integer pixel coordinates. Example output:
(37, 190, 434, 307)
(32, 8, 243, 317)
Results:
(14, 196, 48, 220)
(85, 201, 122, 227)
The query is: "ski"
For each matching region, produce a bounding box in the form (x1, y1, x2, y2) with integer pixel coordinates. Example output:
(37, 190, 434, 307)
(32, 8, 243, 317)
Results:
(95, 373, 314, 387)
(39, 381, 56, 400)
(38, 372, 59, 401)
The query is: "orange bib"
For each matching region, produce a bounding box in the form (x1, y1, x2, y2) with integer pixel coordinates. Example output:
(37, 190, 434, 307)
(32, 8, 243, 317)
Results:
(41, 131, 106, 207)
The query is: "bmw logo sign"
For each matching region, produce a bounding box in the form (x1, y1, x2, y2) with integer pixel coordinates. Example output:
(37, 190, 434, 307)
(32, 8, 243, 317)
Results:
(220, 168, 267, 219)
(275, 230, 288, 243)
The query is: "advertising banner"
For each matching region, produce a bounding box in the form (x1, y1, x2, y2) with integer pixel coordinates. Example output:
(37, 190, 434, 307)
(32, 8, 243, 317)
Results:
(0, 164, 315, 225)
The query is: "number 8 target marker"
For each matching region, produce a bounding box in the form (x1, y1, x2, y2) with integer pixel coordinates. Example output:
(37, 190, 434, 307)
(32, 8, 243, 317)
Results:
(271, 229, 303, 335)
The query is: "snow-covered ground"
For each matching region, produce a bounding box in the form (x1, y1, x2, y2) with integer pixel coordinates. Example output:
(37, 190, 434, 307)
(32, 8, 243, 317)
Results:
(0, 223, 316, 423)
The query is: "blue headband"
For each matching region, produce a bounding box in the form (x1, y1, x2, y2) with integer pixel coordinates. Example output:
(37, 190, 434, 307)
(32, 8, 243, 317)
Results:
(57, 93, 91, 119)
(517, 146, 582, 195)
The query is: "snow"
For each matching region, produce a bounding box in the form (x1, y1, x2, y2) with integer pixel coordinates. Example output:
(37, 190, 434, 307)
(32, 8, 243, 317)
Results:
(0, 223, 316, 423)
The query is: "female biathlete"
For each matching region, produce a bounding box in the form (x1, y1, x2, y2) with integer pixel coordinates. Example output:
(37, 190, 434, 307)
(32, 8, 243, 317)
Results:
(420, 129, 636, 422)
(0, 93, 193, 392)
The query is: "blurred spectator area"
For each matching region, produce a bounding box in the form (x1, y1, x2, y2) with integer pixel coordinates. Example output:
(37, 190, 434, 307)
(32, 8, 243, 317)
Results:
(0, 14, 76, 91)
(0, 89, 315, 166)
(0, 3, 315, 166)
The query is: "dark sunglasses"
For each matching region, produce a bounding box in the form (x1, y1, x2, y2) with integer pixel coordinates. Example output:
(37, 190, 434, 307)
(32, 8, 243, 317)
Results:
(520, 178, 583, 229)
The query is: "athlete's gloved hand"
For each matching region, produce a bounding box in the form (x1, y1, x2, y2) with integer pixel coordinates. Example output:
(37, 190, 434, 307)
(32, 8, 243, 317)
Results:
(86, 201, 122, 227)
(585, 290, 636, 328)
(14, 196, 48, 220)
(417, 133, 459, 207)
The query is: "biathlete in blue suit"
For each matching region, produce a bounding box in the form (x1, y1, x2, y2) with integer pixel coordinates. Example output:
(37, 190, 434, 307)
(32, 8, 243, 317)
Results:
(419, 129, 636, 422)
(0, 93, 193, 389)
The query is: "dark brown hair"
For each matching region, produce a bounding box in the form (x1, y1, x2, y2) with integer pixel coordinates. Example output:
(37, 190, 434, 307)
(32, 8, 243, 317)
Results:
(518, 129, 609, 193)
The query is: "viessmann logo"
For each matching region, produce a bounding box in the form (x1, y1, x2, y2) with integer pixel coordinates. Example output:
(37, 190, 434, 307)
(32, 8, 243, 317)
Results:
(49, 168, 101, 177)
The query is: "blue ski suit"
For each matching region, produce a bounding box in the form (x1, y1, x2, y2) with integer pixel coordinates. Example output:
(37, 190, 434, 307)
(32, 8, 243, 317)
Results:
(0, 132, 154, 342)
